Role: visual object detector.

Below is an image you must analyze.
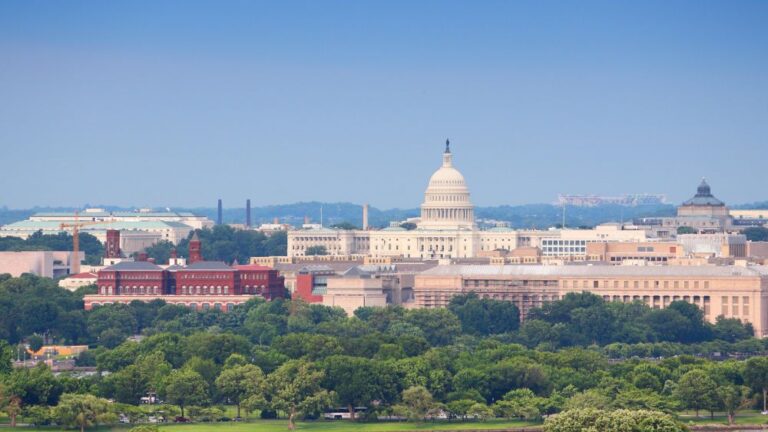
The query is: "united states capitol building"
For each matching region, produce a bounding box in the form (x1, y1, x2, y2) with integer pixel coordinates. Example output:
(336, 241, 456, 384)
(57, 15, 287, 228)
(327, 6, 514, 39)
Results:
(288, 142, 654, 260)
(288, 141, 525, 259)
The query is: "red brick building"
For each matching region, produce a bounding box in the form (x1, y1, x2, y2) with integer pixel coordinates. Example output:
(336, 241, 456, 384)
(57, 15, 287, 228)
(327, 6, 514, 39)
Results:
(85, 260, 285, 311)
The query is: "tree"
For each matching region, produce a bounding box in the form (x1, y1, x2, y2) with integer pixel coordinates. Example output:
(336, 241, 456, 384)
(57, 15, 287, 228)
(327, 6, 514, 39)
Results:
(163, 369, 209, 418)
(330, 222, 359, 230)
(404, 308, 462, 346)
(27, 335, 44, 352)
(467, 402, 493, 421)
(448, 292, 520, 335)
(53, 393, 112, 432)
(320, 356, 398, 420)
(713, 316, 754, 342)
(265, 360, 333, 430)
(5, 363, 62, 406)
(674, 369, 717, 417)
(743, 227, 768, 241)
(677, 226, 697, 235)
(103, 365, 147, 404)
(544, 408, 685, 432)
(0, 383, 21, 427)
(744, 357, 768, 413)
(397, 386, 438, 421)
(215, 364, 265, 419)
(304, 245, 328, 256)
(717, 385, 751, 425)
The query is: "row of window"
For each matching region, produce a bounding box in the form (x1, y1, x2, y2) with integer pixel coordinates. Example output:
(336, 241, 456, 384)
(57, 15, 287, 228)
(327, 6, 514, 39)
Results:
(563, 279, 712, 290)
(180, 274, 231, 279)
(182, 285, 230, 295)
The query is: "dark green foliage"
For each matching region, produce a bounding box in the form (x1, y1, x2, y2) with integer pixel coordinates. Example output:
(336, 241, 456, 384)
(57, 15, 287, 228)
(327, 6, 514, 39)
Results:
(329, 222, 359, 230)
(304, 245, 328, 256)
(448, 292, 520, 335)
(0, 231, 103, 265)
(743, 227, 768, 241)
(172, 226, 287, 264)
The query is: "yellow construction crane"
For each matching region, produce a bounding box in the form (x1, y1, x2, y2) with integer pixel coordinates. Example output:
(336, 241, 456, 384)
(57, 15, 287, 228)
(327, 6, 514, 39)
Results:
(59, 211, 117, 275)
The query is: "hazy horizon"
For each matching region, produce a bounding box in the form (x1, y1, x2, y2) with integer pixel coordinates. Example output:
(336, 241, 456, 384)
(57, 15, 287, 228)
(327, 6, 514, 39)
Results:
(1, 1, 766, 209)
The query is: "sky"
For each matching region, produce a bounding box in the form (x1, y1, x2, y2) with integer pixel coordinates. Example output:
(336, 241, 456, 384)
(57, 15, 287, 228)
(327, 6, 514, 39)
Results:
(0, 0, 766, 209)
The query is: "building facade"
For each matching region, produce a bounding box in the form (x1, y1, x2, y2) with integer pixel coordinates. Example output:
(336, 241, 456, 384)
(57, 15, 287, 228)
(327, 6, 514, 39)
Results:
(83, 237, 285, 310)
(413, 264, 768, 336)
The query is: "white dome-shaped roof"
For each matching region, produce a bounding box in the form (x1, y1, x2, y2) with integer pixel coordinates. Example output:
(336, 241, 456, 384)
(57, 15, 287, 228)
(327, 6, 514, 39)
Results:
(427, 166, 468, 191)
(419, 141, 475, 230)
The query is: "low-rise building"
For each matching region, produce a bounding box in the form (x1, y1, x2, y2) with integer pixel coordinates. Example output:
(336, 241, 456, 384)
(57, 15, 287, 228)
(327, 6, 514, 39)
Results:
(586, 241, 681, 264)
(0, 251, 84, 278)
(83, 236, 284, 310)
(413, 264, 768, 336)
(58, 272, 98, 290)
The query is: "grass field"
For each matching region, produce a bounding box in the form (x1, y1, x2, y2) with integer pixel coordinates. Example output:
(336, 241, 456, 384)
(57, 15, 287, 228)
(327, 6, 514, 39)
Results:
(2, 410, 768, 431)
(0, 420, 541, 432)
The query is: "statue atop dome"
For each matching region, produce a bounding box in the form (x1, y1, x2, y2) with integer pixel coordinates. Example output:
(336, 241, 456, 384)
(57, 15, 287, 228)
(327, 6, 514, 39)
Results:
(445, 138, 451, 154)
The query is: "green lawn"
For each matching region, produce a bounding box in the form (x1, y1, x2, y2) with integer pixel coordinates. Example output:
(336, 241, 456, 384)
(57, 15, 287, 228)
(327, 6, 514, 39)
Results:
(0, 420, 541, 432)
(677, 409, 768, 425)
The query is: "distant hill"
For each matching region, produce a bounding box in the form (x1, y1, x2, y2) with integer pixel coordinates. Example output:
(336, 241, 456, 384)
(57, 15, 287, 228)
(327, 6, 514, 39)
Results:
(181, 202, 677, 229)
(8, 200, 768, 230)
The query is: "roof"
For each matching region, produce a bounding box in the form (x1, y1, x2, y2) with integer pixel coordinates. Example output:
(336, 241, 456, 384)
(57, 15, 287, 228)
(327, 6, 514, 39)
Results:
(486, 226, 514, 232)
(681, 179, 725, 207)
(0, 220, 192, 231)
(67, 272, 98, 279)
(419, 264, 768, 278)
(184, 261, 233, 271)
(102, 261, 164, 271)
(234, 264, 273, 271)
(32, 211, 203, 218)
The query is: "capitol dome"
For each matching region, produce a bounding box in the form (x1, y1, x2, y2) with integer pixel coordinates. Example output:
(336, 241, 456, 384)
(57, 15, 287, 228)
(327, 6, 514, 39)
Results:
(419, 140, 475, 230)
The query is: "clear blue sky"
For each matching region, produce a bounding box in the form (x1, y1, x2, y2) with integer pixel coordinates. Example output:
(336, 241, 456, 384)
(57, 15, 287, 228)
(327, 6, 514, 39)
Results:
(1, 1, 766, 209)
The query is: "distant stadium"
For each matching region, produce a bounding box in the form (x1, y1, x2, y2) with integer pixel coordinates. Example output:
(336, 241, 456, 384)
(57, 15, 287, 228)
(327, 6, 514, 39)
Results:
(557, 194, 667, 207)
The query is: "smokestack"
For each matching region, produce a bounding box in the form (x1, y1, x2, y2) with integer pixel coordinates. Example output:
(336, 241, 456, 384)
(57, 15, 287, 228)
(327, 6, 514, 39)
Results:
(304, 215, 310, 225)
(217, 199, 222, 225)
(273, 217, 279, 224)
(363, 204, 369, 230)
(246, 199, 251, 228)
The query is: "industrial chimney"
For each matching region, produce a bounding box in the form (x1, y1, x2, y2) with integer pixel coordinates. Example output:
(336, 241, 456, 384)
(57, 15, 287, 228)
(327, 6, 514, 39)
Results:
(246, 199, 251, 228)
(363, 203, 369, 230)
(217, 199, 223, 225)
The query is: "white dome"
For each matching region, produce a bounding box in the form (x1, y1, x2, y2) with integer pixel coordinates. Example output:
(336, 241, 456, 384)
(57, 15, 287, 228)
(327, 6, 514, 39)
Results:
(419, 143, 475, 230)
(427, 166, 469, 191)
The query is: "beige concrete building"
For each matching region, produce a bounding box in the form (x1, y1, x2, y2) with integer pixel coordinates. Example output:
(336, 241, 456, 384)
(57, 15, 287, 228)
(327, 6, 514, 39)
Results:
(0, 251, 84, 278)
(413, 264, 768, 336)
(322, 276, 388, 315)
(678, 233, 747, 258)
(586, 241, 681, 264)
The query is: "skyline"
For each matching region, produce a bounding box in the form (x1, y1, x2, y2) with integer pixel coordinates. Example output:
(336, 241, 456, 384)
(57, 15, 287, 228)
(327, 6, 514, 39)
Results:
(1, 1, 767, 208)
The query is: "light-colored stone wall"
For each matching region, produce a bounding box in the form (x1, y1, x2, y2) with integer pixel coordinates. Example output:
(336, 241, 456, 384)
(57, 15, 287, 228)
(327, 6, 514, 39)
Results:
(413, 266, 768, 337)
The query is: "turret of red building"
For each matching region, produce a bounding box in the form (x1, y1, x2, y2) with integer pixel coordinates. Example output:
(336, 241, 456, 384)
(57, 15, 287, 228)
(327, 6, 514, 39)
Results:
(188, 232, 202, 264)
(104, 229, 121, 259)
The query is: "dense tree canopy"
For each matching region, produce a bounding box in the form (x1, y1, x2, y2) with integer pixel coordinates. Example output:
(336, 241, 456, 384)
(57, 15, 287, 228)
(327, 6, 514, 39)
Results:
(145, 226, 288, 264)
(1, 274, 767, 430)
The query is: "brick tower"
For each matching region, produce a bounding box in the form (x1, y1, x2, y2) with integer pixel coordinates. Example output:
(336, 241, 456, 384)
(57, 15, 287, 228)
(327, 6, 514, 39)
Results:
(188, 232, 202, 264)
(104, 229, 121, 259)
